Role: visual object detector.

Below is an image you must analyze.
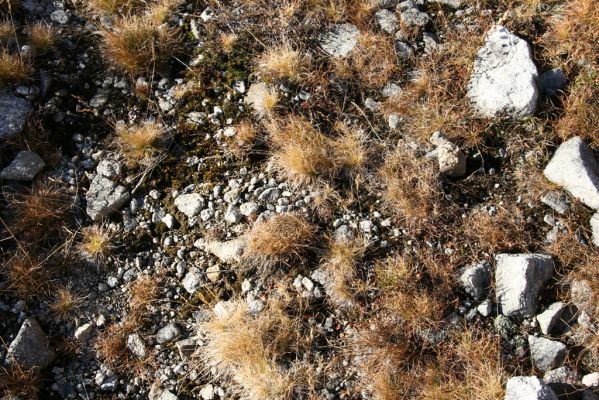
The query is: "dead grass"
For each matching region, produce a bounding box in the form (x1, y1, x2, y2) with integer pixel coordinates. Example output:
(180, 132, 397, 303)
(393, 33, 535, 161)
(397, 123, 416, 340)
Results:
(220, 33, 238, 53)
(146, 0, 181, 23)
(78, 225, 113, 265)
(115, 120, 167, 166)
(224, 120, 259, 158)
(321, 236, 367, 307)
(0, 20, 15, 47)
(256, 42, 308, 81)
(128, 274, 160, 319)
(198, 300, 306, 400)
(243, 213, 317, 272)
(50, 286, 83, 321)
(340, 32, 397, 89)
(95, 318, 139, 369)
(3, 251, 52, 301)
(87, 0, 143, 15)
(101, 15, 178, 75)
(379, 145, 441, 223)
(0, 51, 32, 86)
(0, 364, 41, 399)
(28, 22, 55, 53)
(331, 123, 370, 187)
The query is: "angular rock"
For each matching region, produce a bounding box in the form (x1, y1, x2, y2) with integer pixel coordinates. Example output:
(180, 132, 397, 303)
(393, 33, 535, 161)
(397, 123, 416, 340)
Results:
(467, 26, 538, 118)
(6, 318, 55, 370)
(156, 323, 180, 344)
(86, 175, 130, 221)
(543, 366, 579, 385)
(582, 372, 599, 387)
(544, 137, 599, 209)
(536, 302, 566, 335)
(245, 82, 277, 117)
(505, 376, 558, 400)
(240, 201, 260, 217)
(400, 8, 431, 27)
(182, 269, 202, 294)
(375, 9, 399, 34)
(320, 23, 360, 58)
(430, 132, 467, 177)
(127, 333, 147, 359)
(459, 261, 491, 300)
(538, 68, 567, 97)
(194, 237, 247, 263)
(477, 299, 493, 317)
(495, 253, 554, 317)
(528, 335, 567, 372)
(541, 191, 570, 214)
(1, 150, 45, 181)
(174, 193, 204, 218)
(159, 390, 179, 400)
(590, 212, 599, 247)
(0, 91, 33, 141)
(224, 204, 243, 223)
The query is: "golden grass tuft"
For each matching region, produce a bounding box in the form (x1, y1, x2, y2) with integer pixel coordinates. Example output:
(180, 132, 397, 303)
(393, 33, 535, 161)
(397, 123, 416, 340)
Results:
(115, 120, 167, 166)
(28, 22, 55, 53)
(331, 123, 370, 186)
(321, 236, 367, 307)
(101, 15, 178, 75)
(220, 32, 238, 53)
(346, 32, 397, 89)
(128, 275, 160, 318)
(51, 286, 83, 321)
(78, 225, 113, 265)
(0, 51, 32, 86)
(256, 42, 308, 81)
(146, 0, 181, 23)
(95, 319, 138, 369)
(198, 300, 304, 400)
(379, 145, 441, 223)
(87, 0, 142, 15)
(0, 364, 41, 399)
(0, 20, 15, 47)
(225, 120, 259, 158)
(243, 213, 317, 272)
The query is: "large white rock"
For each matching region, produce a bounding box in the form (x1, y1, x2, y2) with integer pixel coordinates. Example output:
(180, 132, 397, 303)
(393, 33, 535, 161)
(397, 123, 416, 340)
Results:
(536, 302, 566, 335)
(86, 175, 130, 221)
(495, 253, 554, 317)
(194, 237, 247, 263)
(320, 23, 360, 58)
(544, 137, 599, 210)
(528, 336, 567, 372)
(174, 193, 204, 218)
(467, 26, 538, 117)
(505, 376, 558, 400)
(244, 82, 277, 117)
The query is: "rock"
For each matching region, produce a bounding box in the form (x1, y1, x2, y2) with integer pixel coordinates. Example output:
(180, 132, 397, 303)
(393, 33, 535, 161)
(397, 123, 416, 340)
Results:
(430, 132, 467, 177)
(394, 41, 414, 59)
(1, 150, 45, 181)
(570, 280, 593, 311)
(240, 202, 260, 217)
(528, 336, 567, 372)
(162, 213, 176, 229)
(86, 175, 130, 221)
(6, 318, 55, 370)
(200, 384, 215, 400)
(400, 7, 431, 27)
(245, 82, 277, 117)
(74, 323, 93, 342)
(0, 91, 33, 141)
(459, 261, 491, 300)
(182, 269, 202, 294)
(213, 300, 236, 318)
(477, 300, 493, 317)
(175, 338, 197, 360)
(206, 264, 220, 282)
(429, 0, 463, 7)
(590, 212, 599, 247)
(224, 204, 243, 223)
(543, 137, 599, 209)
(159, 389, 179, 400)
(467, 26, 538, 118)
(258, 187, 280, 202)
(541, 191, 570, 214)
(375, 9, 399, 34)
(195, 237, 247, 263)
(538, 68, 567, 97)
(156, 323, 180, 344)
(494, 314, 518, 340)
(495, 253, 554, 317)
(582, 372, 599, 387)
(536, 302, 566, 335)
(543, 366, 579, 385)
(174, 193, 204, 218)
(96, 158, 122, 179)
(320, 23, 360, 58)
(504, 376, 558, 400)
(127, 333, 147, 359)
(50, 10, 68, 24)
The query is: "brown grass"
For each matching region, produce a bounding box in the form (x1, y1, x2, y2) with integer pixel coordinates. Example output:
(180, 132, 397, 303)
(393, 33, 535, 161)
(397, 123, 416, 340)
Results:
(220, 33, 238, 53)
(0, 51, 32, 86)
(95, 319, 138, 369)
(342, 32, 397, 89)
(321, 236, 367, 307)
(87, 0, 142, 15)
(28, 22, 55, 53)
(128, 275, 160, 318)
(146, 0, 181, 23)
(78, 225, 113, 265)
(0, 364, 41, 399)
(243, 213, 317, 272)
(331, 123, 370, 187)
(101, 15, 178, 75)
(256, 42, 308, 81)
(3, 251, 52, 301)
(115, 120, 167, 166)
(224, 121, 259, 158)
(50, 286, 83, 321)
(379, 145, 441, 223)
(0, 20, 15, 47)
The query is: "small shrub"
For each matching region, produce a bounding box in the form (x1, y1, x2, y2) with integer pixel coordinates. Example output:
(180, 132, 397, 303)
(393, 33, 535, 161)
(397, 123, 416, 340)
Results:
(256, 42, 307, 81)
(0, 51, 32, 86)
(28, 22, 55, 53)
(0, 364, 41, 399)
(220, 33, 238, 53)
(51, 286, 83, 321)
(115, 120, 167, 166)
(78, 225, 113, 265)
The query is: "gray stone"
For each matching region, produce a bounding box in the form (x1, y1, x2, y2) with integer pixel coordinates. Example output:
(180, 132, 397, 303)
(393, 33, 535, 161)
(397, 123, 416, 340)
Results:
(86, 175, 130, 221)
(224, 204, 243, 223)
(96, 158, 122, 179)
(1, 150, 45, 181)
(174, 193, 204, 218)
(195, 237, 246, 263)
(6, 318, 55, 370)
(477, 299, 493, 317)
(538, 68, 567, 97)
(182, 269, 202, 294)
(590, 212, 599, 247)
(504, 376, 558, 400)
(0, 92, 33, 141)
(541, 191, 570, 214)
(459, 261, 491, 300)
(159, 389, 179, 400)
(528, 336, 567, 372)
(74, 323, 93, 341)
(495, 253, 554, 317)
(400, 7, 430, 27)
(375, 9, 399, 34)
(127, 333, 147, 359)
(467, 26, 538, 118)
(240, 202, 260, 217)
(258, 187, 280, 202)
(543, 366, 579, 385)
(429, 0, 463, 7)
(156, 323, 180, 344)
(430, 132, 466, 177)
(536, 302, 566, 335)
(494, 314, 518, 340)
(394, 41, 414, 59)
(50, 10, 68, 24)
(544, 137, 599, 209)
(320, 23, 360, 58)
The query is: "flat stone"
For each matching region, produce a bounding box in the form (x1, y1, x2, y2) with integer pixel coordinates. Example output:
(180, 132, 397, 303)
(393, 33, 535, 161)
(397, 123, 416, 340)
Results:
(467, 26, 538, 117)
(459, 261, 491, 300)
(544, 137, 599, 209)
(127, 333, 147, 359)
(541, 191, 570, 214)
(240, 202, 260, 217)
(504, 376, 558, 400)
(543, 366, 579, 385)
(1, 150, 45, 181)
(86, 175, 130, 221)
(495, 253, 554, 317)
(320, 23, 360, 58)
(375, 9, 399, 34)
(195, 237, 247, 263)
(6, 318, 55, 370)
(174, 193, 204, 218)
(536, 302, 566, 335)
(0, 92, 33, 141)
(528, 335, 567, 372)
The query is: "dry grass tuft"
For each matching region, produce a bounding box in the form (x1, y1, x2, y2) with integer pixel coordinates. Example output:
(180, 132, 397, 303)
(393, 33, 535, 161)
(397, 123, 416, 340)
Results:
(87, 0, 142, 15)
(331, 123, 370, 187)
(128, 275, 160, 318)
(115, 120, 167, 166)
(256, 42, 308, 81)
(95, 318, 139, 369)
(51, 286, 83, 321)
(346, 32, 397, 89)
(379, 145, 441, 223)
(0, 20, 15, 47)
(224, 121, 259, 158)
(220, 33, 238, 53)
(146, 0, 181, 23)
(28, 22, 55, 53)
(0, 364, 41, 399)
(243, 213, 317, 272)
(78, 225, 113, 265)
(198, 300, 306, 400)
(3, 251, 52, 301)
(321, 236, 367, 307)
(0, 51, 32, 86)
(101, 15, 178, 75)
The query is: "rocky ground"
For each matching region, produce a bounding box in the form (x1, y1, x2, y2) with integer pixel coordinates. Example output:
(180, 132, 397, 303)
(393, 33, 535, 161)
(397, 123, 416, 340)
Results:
(0, 0, 598, 399)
